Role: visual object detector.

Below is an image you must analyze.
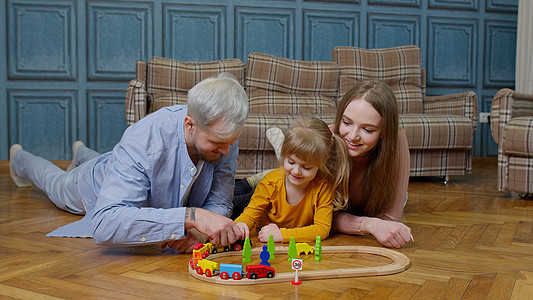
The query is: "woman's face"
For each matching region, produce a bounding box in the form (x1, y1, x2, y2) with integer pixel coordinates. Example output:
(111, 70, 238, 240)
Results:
(338, 98, 382, 158)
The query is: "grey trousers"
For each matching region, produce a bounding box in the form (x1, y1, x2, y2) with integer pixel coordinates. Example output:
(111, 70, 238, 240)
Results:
(12, 145, 101, 215)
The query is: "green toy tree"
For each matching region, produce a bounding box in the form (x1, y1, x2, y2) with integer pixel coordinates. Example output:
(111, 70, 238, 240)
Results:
(288, 237, 297, 263)
(242, 237, 252, 263)
(267, 234, 276, 260)
(315, 236, 322, 261)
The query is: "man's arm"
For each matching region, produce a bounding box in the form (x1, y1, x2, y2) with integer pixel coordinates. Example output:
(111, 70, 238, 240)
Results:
(185, 207, 243, 246)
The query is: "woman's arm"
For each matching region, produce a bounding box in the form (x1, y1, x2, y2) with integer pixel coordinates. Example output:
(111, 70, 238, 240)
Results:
(333, 129, 412, 248)
(333, 211, 411, 248)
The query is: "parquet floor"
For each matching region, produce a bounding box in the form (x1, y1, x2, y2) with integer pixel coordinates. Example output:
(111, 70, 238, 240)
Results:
(1, 158, 532, 299)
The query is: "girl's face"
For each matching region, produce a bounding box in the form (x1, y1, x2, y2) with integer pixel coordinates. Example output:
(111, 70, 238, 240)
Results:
(283, 154, 319, 187)
(338, 98, 382, 158)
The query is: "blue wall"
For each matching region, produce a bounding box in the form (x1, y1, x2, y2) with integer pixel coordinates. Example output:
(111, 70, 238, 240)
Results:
(0, 0, 518, 160)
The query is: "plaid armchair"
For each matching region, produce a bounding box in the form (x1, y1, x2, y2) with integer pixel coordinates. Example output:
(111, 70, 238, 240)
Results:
(491, 88, 533, 197)
(333, 45, 478, 179)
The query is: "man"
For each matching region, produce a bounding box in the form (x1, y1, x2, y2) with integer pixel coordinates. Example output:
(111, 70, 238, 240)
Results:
(9, 73, 248, 253)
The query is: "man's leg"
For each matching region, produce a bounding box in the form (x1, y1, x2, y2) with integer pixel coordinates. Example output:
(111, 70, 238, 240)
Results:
(10, 145, 31, 187)
(67, 141, 101, 171)
(10, 145, 86, 214)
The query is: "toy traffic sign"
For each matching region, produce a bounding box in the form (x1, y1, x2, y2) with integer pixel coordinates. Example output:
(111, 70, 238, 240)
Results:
(291, 259, 302, 285)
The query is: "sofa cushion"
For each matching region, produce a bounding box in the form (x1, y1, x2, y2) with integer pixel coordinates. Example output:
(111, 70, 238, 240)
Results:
(399, 114, 473, 149)
(238, 113, 336, 150)
(245, 52, 340, 115)
(502, 116, 533, 156)
(332, 45, 424, 114)
(146, 57, 244, 112)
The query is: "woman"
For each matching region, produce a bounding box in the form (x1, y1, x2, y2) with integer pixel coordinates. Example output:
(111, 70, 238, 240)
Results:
(330, 80, 411, 248)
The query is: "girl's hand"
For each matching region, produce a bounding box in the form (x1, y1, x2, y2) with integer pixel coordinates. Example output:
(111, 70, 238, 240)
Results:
(236, 222, 250, 239)
(363, 217, 412, 248)
(258, 223, 282, 242)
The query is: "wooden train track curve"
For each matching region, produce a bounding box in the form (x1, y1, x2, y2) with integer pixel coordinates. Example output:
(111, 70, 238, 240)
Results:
(188, 245, 410, 285)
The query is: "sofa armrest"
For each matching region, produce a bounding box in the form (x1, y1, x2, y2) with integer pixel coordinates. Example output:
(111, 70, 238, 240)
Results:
(136, 60, 146, 81)
(125, 79, 147, 126)
(423, 91, 478, 134)
(491, 88, 533, 144)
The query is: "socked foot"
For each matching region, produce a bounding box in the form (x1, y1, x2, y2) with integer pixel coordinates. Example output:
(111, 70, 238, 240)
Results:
(66, 141, 84, 171)
(9, 144, 32, 187)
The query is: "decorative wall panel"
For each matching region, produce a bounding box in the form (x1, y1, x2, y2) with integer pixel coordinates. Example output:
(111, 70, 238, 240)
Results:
(0, 0, 519, 160)
(8, 1, 76, 80)
(481, 95, 498, 156)
(164, 5, 225, 61)
(368, 14, 420, 49)
(87, 91, 128, 154)
(9, 90, 75, 160)
(235, 7, 294, 62)
(486, 0, 518, 12)
(368, 0, 420, 7)
(303, 10, 358, 61)
(428, 17, 476, 87)
(484, 20, 516, 88)
(429, 0, 478, 10)
(87, 2, 152, 80)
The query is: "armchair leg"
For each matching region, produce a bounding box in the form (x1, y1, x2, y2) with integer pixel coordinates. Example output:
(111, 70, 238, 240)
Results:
(518, 193, 531, 199)
(443, 175, 451, 184)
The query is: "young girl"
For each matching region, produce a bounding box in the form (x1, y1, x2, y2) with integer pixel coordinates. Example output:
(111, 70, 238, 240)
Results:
(331, 80, 412, 248)
(234, 118, 351, 243)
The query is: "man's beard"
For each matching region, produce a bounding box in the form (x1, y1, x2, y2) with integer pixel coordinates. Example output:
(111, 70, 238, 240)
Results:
(196, 149, 222, 164)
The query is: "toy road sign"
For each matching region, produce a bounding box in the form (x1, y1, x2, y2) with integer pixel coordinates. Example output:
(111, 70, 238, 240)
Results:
(292, 259, 303, 270)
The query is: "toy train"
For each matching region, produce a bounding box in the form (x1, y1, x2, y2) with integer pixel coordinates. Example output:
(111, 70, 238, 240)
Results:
(190, 241, 275, 281)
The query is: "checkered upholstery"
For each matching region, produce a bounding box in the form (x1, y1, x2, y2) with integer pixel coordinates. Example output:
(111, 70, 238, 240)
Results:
(333, 45, 423, 114)
(333, 46, 477, 177)
(146, 57, 244, 113)
(245, 52, 339, 114)
(491, 88, 533, 194)
(124, 58, 244, 126)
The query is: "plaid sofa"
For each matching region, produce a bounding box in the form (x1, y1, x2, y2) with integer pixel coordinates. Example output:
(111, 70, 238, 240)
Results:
(125, 46, 478, 179)
(491, 88, 533, 196)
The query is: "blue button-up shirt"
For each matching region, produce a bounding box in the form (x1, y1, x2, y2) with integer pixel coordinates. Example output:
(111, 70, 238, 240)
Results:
(47, 105, 237, 246)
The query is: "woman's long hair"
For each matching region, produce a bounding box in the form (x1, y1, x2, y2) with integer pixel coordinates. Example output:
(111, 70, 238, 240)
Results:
(333, 80, 399, 216)
(281, 118, 351, 210)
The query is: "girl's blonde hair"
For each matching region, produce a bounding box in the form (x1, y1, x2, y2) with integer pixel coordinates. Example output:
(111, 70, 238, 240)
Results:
(281, 118, 351, 210)
(333, 80, 399, 216)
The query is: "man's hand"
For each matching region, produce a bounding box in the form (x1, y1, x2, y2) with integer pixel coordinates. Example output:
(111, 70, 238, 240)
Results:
(185, 207, 244, 246)
(161, 233, 201, 253)
(235, 222, 250, 239)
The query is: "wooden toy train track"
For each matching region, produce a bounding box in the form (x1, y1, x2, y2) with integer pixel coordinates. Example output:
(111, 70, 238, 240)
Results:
(188, 245, 410, 285)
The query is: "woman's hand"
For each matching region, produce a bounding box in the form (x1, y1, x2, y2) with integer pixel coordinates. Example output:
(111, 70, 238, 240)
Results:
(362, 217, 412, 248)
(258, 223, 282, 242)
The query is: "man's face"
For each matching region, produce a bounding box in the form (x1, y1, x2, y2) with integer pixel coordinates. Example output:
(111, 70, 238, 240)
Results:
(185, 117, 241, 164)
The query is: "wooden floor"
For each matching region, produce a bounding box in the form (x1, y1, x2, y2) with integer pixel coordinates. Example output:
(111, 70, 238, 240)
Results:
(1, 158, 532, 299)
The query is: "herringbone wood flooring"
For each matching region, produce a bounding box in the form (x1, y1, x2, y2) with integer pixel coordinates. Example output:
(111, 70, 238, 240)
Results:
(1, 158, 532, 299)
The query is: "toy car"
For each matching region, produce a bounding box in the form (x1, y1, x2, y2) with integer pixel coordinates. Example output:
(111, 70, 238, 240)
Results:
(246, 265, 275, 279)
